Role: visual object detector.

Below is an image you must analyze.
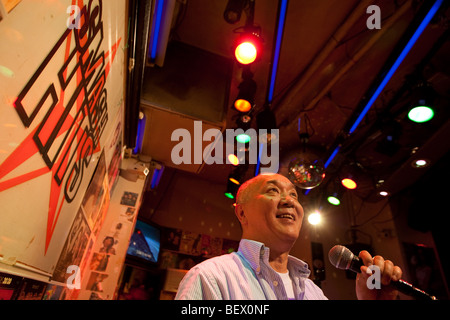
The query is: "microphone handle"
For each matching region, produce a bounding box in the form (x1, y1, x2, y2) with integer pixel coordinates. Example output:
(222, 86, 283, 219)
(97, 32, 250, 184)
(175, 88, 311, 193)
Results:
(391, 279, 436, 300)
(352, 256, 437, 300)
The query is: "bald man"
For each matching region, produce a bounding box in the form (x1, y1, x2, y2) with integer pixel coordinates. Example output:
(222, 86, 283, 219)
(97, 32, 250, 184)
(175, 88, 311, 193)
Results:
(175, 174, 402, 300)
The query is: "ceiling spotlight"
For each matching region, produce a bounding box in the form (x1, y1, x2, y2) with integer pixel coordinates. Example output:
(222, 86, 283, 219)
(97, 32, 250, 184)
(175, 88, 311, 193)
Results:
(379, 190, 389, 197)
(235, 98, 253, 113)
(228, 168, 243, 186)
(227, 154, 240, 166)
(327, 192, 341, 206)
(308, 212, 322, 225)
(223, 0, 246, 24)
(224, 192, 234, 199)
(412, 159, 430, 168)
(341, 178, 357, 189)
(408, 106, 434, 123)
(408, 82, 435, 123)
(229, 177, 240, 185)
(234, 68, 257, 112)
(236, 133, 251, 144)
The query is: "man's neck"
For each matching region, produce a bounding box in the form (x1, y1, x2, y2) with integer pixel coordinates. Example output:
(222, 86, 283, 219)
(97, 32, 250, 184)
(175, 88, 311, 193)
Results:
(268, 249, 290, 273)
(241, 236, 293, 272)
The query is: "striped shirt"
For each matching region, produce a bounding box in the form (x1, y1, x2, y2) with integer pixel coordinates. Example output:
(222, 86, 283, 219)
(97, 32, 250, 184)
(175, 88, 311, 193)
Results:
(175, 239, 328, 300)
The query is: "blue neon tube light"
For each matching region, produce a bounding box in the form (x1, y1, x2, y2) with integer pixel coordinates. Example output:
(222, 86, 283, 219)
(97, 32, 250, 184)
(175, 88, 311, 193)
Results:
(267, 0, 288, 103)
(255, 142, 264, 176)
(151, 166, 164, 189)
(324, 146, 341, 169)
(133, 115, 146, 154)
(150, 0, 165, 60)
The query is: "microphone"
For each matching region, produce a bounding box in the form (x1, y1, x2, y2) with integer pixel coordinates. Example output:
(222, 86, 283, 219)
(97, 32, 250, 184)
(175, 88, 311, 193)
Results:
(328, 245, 437, 300)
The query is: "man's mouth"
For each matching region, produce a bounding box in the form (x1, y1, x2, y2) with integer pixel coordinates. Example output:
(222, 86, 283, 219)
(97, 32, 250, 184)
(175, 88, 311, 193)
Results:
(276, 213, 295, 221)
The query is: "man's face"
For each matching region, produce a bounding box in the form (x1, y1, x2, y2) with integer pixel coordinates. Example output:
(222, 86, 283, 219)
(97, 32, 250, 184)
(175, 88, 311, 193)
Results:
(236, 174, 304, 247)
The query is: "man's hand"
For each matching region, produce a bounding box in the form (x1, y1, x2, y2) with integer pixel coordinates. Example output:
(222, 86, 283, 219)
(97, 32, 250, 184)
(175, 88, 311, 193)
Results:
(356, 250, 403, 300)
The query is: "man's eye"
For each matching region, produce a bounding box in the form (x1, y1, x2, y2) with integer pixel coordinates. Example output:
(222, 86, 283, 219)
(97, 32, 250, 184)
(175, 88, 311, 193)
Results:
(268, 188, 279, 193)
(290, 193, 298, 198)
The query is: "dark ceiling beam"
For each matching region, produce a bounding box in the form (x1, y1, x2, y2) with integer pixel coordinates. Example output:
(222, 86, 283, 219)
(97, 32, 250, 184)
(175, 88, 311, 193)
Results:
(272, 0, 375, 118)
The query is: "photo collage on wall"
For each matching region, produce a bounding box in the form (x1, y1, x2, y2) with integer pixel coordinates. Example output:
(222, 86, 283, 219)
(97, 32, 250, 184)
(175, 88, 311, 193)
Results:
(49, 150, 110, 299)
(49, 110, 124, 300)
(158, 227, 239, 271)
(77, 189, 140, 300)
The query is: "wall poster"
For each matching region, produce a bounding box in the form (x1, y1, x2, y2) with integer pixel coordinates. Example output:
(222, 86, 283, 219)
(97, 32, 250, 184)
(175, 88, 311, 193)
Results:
(0, 0, 127, 293)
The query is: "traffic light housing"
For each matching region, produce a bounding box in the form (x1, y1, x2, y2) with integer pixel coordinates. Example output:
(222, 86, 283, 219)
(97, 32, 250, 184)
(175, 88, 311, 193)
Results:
(233, 27, 262, 65)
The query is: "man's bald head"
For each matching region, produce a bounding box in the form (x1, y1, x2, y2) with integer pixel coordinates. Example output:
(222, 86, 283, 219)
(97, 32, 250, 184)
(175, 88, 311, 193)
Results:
(236, 174, 293, 205)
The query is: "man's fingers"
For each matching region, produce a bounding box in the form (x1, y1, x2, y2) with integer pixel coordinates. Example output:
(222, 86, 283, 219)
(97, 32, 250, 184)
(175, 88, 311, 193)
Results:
(359, 250, 373, 268)
(392, 265, 402, 282)
(373, 255, 385, 275)
(381, 259, 394, 285)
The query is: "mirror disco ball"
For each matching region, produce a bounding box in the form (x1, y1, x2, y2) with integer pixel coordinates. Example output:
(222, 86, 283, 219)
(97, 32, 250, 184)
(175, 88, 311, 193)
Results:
(288, 158, 325, 189)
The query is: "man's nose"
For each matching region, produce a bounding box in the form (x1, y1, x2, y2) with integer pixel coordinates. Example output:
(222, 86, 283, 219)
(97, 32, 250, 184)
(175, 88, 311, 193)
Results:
(280, 194, 295, 207)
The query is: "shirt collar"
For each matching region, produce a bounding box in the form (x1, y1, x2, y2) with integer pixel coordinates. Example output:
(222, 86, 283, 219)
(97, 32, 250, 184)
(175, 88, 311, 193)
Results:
(238, 239, 311, 278)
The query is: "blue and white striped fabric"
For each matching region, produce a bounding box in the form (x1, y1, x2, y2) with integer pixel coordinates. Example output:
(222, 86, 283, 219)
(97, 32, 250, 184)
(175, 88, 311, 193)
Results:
(175, 239, 328, 300)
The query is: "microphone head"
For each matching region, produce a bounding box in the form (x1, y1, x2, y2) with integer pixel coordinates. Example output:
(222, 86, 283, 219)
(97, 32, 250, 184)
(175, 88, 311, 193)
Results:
(328, 245, 355, 270)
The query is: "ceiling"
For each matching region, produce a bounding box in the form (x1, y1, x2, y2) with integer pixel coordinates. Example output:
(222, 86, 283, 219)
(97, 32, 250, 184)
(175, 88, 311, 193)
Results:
(137, 0, 450, 206)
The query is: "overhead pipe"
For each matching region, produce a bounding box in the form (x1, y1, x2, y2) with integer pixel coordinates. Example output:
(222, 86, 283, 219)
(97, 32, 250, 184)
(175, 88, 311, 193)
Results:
(302, 1, 412, 114)
(281, 0, 412, 128)
(273, 0, 374, 115)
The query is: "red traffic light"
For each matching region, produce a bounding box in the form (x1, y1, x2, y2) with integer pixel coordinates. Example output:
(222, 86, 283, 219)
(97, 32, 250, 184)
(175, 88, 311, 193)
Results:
(235, 41, 258, 64)
(233, 30, 261, 65)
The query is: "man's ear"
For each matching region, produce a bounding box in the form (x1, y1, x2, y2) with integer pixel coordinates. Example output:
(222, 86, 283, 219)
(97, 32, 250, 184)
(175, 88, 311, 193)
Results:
(234, 203, 247, 225)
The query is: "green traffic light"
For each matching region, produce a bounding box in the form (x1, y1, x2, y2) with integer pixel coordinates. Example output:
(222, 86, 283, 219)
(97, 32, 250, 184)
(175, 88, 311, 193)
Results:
(236, 134, 251, 144)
